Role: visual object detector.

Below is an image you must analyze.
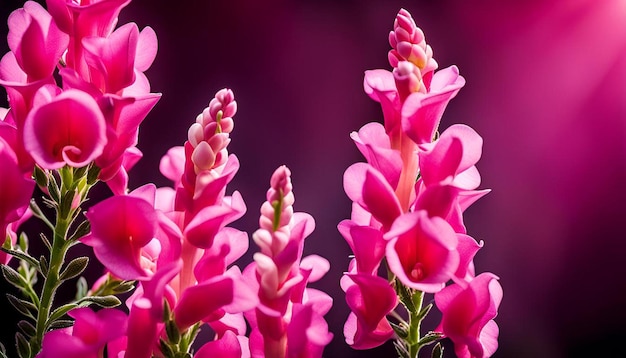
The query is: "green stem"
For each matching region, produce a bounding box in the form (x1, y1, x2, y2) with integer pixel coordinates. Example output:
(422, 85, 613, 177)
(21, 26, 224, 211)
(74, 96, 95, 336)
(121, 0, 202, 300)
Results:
(33, 213, 71, 355)
(408, 290, 424, 358)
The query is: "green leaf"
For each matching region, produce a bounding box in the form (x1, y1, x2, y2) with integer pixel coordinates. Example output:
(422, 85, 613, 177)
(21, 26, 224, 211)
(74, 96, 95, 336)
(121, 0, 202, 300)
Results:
(0, 248, 39, 269)
(68, 220, 91, 242)
(165, 319, 181, 344)
(390, 321, 409, 339)
(17, 232, 28, 252)
(393, 340, 410, 358)
(15, 332, 30, 358)
(159, 338, 175, 358)
(418, 331, 443, 346)
(33, 165, 48, 189)
(60, 257, 89, 281)
(49, 319, 75, 329)
(80, 295, 121, 308)
(416, 303, 433, 322)
(39, 255, 49, 277)
(175, 353, 192, 358)
(47, 174, 61, 203)
(59, 189, 76, 218)
(1, 264, 28, 290)
(48, 303, 78, 325)
(111, 280, 135, 294)
(87, 165, 101, 185)
(0, 342, 8, 358)
(73, 165, 88, 181)
(6, 294, 37, 318)
(40, 233, 52, 251)
(431, 342, 444, 358)
(17, 320, 36, 338)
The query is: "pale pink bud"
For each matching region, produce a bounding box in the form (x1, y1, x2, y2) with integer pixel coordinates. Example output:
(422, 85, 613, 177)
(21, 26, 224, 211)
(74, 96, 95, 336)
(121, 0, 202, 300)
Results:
(191, 141, 216, 172)
(393, 61, 423, 100)
(188, 122, 204, 147)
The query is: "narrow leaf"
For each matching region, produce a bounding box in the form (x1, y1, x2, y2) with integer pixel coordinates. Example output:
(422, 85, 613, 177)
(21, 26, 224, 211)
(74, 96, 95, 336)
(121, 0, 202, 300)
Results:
(48, 303, 78, 324)
(68, 220, 91, 242)
(15, 332, 30, 358)
(6, 294, 37, 318)
(431, 342, 444, 358)
(17, 320, 36, 338)
(418, 331, 443, 346)
(59, 189, 76, 218)
(33, 166, 49, 189)
(1, 265, 28, 290)
(60, 257, 89, 281)
(0, 248, 38, 269)
(80, 295, 121, 308)
(49, 320, 74, 329)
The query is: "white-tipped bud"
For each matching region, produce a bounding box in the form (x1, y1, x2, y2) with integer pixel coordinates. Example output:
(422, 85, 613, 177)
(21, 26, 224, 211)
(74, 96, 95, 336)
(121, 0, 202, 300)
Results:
(187, 122, 204, 147)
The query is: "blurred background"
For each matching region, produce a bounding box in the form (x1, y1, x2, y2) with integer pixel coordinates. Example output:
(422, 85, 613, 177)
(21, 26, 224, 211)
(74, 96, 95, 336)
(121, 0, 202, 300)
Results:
(1, 0, 625, 356)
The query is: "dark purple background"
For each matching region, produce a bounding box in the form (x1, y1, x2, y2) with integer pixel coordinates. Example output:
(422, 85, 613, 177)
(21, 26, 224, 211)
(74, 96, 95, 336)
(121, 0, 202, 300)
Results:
(1, 0, 625, 357)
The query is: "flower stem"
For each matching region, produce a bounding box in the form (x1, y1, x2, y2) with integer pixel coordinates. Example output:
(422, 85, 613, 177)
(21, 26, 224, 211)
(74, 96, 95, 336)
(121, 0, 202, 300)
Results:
(407, 290, 424, 358)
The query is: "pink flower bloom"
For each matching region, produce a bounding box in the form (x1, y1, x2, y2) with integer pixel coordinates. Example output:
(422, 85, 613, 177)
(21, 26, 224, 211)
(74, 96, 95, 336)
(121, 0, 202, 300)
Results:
(343, 273, 397, 349)
(384, 210, 460, 292)
(435, 273, 503, 358)
(37, 307, 127, 358)
(350, 122, 402, 189)
(82, 22, 138, 94)
(7, 1, 69, 81)
(343, 162, 401, 231)
(337, 220, 386, 275)
(196, 330, 248, 358)
(23, 88, 107, 169)
(46, 0, 131, 76)
(418, 124, 483, 190)
(82, 185, 159, 280)
(0, 136, 34, 242)
(401, 66, 466, 145)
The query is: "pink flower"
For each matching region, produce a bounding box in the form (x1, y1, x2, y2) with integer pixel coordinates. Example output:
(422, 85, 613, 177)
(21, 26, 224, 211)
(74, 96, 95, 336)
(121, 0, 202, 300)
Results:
(384, 210, 460, 292)
(401, 66, 466, 145)
(195, 330, 248, 358)
(82, 185, 159, 280)
(435, 273, 503, 358)
(7, 1, 69, 81)
(343, 163, 401, 231)
(37, 307, 127, 358)
(82, 22, 138, 94)
(23, 88, 107, 169)
(343, 274, 397, 349)
(0, 136, 34, 242)
(418, 124, 483, 190)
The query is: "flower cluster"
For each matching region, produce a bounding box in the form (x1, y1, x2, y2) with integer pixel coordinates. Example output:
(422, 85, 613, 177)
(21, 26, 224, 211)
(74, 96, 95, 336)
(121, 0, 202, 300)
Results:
(0, 1, 332, 357)
(339, 9, 502, 358)
(0, 2, 501, 358)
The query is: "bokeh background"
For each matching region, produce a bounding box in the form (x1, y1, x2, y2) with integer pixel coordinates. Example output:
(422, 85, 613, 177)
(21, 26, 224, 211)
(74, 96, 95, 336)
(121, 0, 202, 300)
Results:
(1, 0, 625, 357)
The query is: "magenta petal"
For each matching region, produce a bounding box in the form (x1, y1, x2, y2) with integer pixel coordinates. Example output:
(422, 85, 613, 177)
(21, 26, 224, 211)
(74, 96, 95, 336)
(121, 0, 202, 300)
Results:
(345, 274, 397, 332)
(83, 195, 157, 280)
(351, 122, 402, 188)
(8, 1, 69, 81)
(174, 276, 235, 330)
(343, 163, 401, 230)
(419, 124, 483, 189)
(344, 312, 394, 350)
(385, 211, 459, 292)
(435, 273, 502, 358)
(0, 139, 35, 226)
(135, 26, 157, 72)
(195, 330, 242, 358)
(159, 146, 185, 185)
(124, 298, 158, 358)
(39, 330, 94, 358)
(401, 66, 465, 144)
(82, 22, 138, 93)
(23, 89, 107, 169)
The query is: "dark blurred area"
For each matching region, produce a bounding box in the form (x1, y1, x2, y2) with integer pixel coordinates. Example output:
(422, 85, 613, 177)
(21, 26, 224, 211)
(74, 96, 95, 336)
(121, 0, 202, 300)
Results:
(1, 0, 625, 357)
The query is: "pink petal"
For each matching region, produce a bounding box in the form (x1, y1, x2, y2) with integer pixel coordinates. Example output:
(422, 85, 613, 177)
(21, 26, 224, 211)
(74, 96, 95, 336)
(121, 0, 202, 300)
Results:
(83, 195, 157, 280)
(343, 163, 401, 230)
(23, 89, 107, 169)
(385, 211, 459, 292)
